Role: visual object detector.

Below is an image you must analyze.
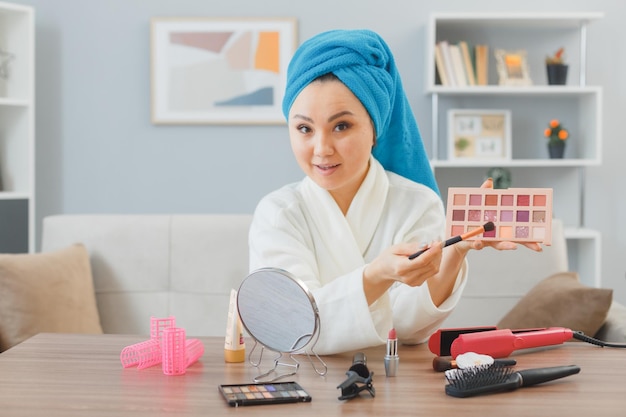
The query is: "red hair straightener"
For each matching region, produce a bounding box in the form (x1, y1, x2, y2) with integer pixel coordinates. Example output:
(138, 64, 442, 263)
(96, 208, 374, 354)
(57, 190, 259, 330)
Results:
(429, 326, 573, 358)
(429, 326, 626, 359)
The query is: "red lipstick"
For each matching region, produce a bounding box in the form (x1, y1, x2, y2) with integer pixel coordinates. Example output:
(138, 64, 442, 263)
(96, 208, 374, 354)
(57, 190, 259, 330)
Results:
(384, 328, 399, 377)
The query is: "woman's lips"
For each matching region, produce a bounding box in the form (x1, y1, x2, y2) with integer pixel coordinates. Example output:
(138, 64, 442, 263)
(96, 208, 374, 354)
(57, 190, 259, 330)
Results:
(314, 163, 340, 175)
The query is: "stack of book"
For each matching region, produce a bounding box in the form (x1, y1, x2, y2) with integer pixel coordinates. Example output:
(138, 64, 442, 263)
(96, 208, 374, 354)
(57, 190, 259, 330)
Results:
(434, 41, 489, 87)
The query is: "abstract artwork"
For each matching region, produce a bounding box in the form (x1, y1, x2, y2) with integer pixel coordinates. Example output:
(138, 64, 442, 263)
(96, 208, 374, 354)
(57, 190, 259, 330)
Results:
(151, 18, 297, 124)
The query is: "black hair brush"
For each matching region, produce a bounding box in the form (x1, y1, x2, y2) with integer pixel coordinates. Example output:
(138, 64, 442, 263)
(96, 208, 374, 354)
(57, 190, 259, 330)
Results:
(444, 363, 580, 398)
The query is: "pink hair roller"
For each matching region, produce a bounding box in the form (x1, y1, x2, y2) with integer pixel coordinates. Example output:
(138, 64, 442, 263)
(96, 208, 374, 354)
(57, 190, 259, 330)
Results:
(150, 316, 176, 340)
(185, 338, 205, 367)
(162, 327, 187, 376)
(120, 316, 204, 375)
(119, 339, 161, 369)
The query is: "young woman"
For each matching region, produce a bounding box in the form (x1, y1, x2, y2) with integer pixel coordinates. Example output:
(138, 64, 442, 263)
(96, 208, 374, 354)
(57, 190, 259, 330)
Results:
(249, 29, 540, 355)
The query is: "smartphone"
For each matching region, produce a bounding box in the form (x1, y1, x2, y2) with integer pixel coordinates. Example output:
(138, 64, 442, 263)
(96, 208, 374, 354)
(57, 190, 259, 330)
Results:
(219, 381, 312, 407)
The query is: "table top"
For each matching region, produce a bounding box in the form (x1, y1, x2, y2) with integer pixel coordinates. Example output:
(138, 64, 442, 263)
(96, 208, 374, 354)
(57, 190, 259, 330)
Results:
(0, 333, 623, 416)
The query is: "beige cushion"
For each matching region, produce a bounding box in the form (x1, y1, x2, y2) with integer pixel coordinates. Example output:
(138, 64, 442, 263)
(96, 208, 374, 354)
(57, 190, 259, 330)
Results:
(497, 271, 612, 337)
(0, 244, 103, 352)
(594, 301, 626, 342)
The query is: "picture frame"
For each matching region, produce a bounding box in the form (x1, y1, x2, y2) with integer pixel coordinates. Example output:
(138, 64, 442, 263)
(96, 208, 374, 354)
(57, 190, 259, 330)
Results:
(151, 17, 297, 125)
(494, 49, 532, 86)
(447, 109, 512, 162)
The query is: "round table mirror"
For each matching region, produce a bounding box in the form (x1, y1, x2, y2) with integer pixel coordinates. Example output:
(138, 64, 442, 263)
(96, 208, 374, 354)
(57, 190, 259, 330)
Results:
(237, 267, 318, 353)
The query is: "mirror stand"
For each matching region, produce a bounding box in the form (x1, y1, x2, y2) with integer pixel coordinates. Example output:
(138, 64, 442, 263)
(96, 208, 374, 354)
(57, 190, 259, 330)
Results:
(248, 340, 328, 383)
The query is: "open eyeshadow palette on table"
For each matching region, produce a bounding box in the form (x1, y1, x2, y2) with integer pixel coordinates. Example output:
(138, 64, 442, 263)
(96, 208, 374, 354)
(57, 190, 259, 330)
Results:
(445, 187, 553, 245)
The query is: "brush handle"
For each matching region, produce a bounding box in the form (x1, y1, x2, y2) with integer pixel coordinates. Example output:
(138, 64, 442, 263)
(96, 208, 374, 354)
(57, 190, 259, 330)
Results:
(443, 235, 462, 247)
(517, 365, 580, 387)
(408, 247, 428, 260)
(408, 235, 463, 260)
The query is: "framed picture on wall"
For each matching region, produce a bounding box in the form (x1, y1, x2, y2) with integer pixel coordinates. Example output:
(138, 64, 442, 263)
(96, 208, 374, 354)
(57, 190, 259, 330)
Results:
(447, 109, 512, 162)
(151, 17, 297, 125)
(494, 49, 532, 86)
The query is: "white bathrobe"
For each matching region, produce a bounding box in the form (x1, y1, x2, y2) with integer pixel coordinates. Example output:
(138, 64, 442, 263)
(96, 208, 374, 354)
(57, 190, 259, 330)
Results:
(249, 157, 467, 355)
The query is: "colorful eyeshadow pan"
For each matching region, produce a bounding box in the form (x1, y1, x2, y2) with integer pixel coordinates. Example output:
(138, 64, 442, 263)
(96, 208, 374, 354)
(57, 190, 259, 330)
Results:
(219, 382, 312, 406)
(445, 187, 553, 245)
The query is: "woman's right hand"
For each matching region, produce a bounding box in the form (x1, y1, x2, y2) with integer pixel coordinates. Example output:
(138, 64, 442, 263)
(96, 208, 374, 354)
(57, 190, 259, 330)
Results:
(362, 241, 443, 305)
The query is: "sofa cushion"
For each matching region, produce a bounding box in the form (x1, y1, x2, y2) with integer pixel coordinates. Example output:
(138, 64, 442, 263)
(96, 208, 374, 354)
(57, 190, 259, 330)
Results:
(594, 301, 626, 342)
(497, 271, 612, 337)
(0, 244, 103, 352)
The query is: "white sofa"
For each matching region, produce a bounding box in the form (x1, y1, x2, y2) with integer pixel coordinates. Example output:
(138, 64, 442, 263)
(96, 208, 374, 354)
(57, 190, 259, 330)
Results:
(41, 214, 252, 337)
(41, 214, 622, 340)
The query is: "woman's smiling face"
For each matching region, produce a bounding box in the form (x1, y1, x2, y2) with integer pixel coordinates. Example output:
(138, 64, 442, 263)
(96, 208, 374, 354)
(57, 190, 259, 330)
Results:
(288, 76, 375, 213)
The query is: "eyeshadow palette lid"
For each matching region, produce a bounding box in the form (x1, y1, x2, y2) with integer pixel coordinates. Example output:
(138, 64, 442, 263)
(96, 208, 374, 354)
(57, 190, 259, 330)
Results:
(445, 187, 553, 245)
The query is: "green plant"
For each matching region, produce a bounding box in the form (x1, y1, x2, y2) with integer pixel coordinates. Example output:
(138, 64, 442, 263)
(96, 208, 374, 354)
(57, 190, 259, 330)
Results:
(544, 119, 568, 145)
(546, 47, 566, 65)
(455, 137, 470, 151)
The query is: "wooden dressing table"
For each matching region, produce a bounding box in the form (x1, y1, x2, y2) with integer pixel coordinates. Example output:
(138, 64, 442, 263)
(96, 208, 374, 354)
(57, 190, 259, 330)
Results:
(0, 333, 622, 416)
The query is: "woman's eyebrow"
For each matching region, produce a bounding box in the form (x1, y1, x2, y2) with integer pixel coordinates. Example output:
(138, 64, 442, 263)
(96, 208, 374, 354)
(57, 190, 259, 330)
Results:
(292, 114, 313, 123)
(328, 110, 354, 123)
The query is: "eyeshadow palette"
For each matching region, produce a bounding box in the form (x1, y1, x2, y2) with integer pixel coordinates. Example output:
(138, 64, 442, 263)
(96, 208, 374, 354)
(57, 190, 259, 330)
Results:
(445, 187, 553, 245)
(219, 381, 312, 406)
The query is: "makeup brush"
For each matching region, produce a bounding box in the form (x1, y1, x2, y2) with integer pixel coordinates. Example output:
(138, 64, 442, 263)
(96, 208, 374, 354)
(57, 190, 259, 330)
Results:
(432, 356, 517, 372)
(408, 221, 495, 260)
(444, 363, 580, 398)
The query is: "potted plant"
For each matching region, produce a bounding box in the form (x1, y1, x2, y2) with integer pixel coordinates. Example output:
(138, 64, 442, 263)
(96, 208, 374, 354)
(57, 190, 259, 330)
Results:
(546, 47, 568, 85)
(544, 119, 568, 158)
(455, 137, 471, 157)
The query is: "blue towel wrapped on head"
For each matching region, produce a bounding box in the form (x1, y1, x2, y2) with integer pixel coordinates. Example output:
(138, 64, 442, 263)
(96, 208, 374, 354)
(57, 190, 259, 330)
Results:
(282, 29, 439, 195)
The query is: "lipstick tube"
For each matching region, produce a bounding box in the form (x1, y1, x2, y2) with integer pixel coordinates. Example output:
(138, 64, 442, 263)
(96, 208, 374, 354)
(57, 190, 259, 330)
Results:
(384, 328, 399, 377)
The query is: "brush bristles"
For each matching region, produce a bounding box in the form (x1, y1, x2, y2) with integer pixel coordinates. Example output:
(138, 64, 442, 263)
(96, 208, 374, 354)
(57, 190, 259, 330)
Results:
(444, 363, 516, 397)
(483, 221, 495, 232)
(445, 363, 511, 388)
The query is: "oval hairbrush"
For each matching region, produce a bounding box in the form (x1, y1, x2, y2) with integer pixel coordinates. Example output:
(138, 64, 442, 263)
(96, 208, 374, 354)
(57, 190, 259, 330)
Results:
(444, 363, 580, 398)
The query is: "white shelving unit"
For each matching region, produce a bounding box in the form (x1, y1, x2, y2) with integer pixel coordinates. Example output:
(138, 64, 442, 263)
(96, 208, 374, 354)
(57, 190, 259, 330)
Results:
(0, 2, 34, 253)
(426, 12, 603, 287)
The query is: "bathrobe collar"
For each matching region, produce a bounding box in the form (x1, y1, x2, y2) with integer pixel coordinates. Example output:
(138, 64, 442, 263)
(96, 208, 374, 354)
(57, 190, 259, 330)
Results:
(299, 156, 388, 269)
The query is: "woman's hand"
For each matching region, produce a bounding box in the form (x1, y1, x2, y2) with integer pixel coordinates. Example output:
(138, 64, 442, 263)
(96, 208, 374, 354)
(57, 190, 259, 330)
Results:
(363, 241, 443, 304)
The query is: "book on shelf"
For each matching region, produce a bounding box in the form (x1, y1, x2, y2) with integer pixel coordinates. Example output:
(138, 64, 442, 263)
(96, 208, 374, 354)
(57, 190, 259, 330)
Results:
(436, 41, 457, 87)
(434, 43, 449, 86)
(475, 44, 489, 86)
(459, 41, 476, 86)
(449, 44, 467, 87)
(434, 41, 487, 87)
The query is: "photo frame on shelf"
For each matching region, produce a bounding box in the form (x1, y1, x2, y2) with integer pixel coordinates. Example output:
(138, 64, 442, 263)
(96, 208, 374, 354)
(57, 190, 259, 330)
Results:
(447, 109, 512, 162)
(495, 49, 532, 86)
(151, 17, 297, 125)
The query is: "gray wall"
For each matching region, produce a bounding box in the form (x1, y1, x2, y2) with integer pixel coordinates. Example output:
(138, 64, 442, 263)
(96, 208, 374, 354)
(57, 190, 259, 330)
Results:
(11, 0, 626, 303)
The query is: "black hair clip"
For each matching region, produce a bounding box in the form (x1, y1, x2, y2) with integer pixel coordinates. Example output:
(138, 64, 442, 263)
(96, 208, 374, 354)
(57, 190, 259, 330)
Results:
(337, 352, 375, 400)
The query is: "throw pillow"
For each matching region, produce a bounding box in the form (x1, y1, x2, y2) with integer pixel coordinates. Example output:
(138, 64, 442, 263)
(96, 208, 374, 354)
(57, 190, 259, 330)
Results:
(0, 243, 103, 352)
(497, 271, 612, 337)
(594, 301, 626, 342)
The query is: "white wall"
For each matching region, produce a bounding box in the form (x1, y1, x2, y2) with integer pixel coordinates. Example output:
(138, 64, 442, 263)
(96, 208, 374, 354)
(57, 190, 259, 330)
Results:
(10, 0, 626, 303)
